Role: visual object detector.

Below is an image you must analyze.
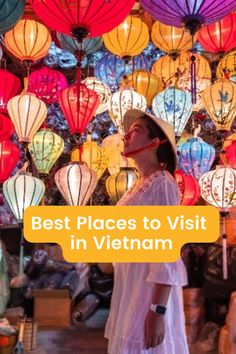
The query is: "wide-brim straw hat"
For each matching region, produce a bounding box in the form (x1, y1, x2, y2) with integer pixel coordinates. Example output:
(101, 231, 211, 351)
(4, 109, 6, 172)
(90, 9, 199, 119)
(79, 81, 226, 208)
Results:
(123, 109, 177, 169)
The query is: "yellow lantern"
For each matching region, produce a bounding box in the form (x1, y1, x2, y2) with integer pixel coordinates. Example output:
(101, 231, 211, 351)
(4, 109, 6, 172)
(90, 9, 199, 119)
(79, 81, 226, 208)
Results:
(202, 79, 236, 131)
(102, 16, 149, 59)
(106, 167, 138, 204)
(5, 19, 52, 62)
(217, 50, 236, 82)
(121, 70, 163, 106)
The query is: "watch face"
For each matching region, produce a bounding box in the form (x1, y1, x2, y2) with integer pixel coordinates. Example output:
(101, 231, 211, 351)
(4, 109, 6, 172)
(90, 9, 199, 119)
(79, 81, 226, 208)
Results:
(155, 305, 166, 315)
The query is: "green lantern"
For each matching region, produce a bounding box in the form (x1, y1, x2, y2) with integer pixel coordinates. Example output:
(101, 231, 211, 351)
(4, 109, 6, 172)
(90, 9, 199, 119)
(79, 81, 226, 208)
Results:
(0, 0, 25, 34)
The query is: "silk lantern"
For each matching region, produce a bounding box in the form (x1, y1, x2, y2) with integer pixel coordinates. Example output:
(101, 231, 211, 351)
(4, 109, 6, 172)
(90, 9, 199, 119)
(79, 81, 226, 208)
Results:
(0, 0, 25, 35)
(57, 33, 102, 56)
(0, 69, 22, 113)
(0, 140, 19, 183)
(220, 141, 236, 170)
(223, 133, 236, 150)
(28, 129, 64, 175)
(174, 170, 200, 205)
(82, 77, 111, 115)
(217, 50, 236, 81)
(54, 162, 97, 206)
(0, 114, 14, 141)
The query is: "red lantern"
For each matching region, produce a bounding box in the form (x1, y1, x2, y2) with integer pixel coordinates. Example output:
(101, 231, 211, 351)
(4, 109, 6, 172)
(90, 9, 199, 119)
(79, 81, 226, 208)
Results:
(59, 84, 99, 135)
(198, 13, 236, 53)
(0, 114, 14, 141)
(0, 69, 22, 113)
(0, 140, 20, 183)
(174, 170, 200, 205)
(220, 140, 236, 169)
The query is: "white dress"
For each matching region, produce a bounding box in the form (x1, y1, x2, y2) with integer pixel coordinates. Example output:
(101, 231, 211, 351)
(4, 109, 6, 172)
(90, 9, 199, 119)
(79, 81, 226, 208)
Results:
(105, 170, 189, 354)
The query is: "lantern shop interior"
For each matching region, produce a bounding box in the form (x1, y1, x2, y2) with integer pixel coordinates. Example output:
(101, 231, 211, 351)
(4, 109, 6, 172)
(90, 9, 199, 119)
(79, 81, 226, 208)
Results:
(1, 0, 236, 353)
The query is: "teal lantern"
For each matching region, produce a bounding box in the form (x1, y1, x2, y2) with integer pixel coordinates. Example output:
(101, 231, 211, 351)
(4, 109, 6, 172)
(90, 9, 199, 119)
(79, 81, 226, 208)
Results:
(0, 0, 25, 34)
(57, 32, 102, 56)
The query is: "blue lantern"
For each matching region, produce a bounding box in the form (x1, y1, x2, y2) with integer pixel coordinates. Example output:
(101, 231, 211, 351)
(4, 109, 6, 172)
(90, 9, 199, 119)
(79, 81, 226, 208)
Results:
(57, 33, 103, 56)
(0, 0, 25, 34)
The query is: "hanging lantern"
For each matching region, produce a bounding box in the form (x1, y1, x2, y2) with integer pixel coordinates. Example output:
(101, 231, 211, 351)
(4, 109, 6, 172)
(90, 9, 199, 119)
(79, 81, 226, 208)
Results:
(7, 94, 47, 143)
(28, 67, 68, 105)
(202, 79, 236, 131)
(82, 77, 111, 115)
(106, 167, 138, 204)
(174, 170, 200, 205)
(29, 0, 135, 38)
(0, 69, 22, 113)
(57, 33, 103, 56)
(103, 16, 149, 59)
(0, 140, 19, 183)
(223, 132, 236, 150)
(3, 173, 45, 222)
(108, 89, 147, 135)
(59, 83, 99, 136)
(121, 70, 163, 106)
(0, 0, 25, 35)
(220, 141, 236, 169)
(178, 137, 215, 180)
(217, 50, 236, 81)
(0, 114, 14, 141)
(28, 129, 64, 175)
(5, 19, 52, 62)
(152, 87, 192, 136)
(54, 162, 97, 206)
(198, 13, 236, 53)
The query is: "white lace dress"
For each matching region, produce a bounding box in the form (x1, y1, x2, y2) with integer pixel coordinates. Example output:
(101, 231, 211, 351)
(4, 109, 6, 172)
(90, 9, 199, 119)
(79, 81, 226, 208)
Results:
(105, 170, 189, 354)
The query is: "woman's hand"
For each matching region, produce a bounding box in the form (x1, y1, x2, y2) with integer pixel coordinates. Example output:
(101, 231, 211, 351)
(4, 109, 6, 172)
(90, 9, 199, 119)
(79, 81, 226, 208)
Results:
(144, 310, 165, 349)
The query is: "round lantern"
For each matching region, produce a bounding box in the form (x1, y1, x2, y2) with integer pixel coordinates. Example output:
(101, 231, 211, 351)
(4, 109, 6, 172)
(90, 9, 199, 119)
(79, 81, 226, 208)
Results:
(178, 137, 215, 180)
(59, 83, 99, 135)
(5, 19, 52, 62)
(220, 141, 236, 169)
(202, 79, 236, 131)
(108, 89, 147, 135)
(0, 114, 14, 141)
(28, 129, 64, 175)
(174, 170, 200, 205)
(0, 0, 25, 35)
(57, 33, 103, 56)
(152, 87, 192, 136)
(82, 77, 111, 115)
(7, 94, 47, 143)
(217, 50, 236, 81)
(29, 0, 135, 38)
(0, 69, 22, 113)
(223, 133, 236, 150)
(54, 162, 97, 206)
(106, 167, 138, 204)
(28, 67, 68, 105)
(0, 140, 19, 183)
(198, 13, 236, 53)
(3, 173, 45, 222)
(102, 16, 149, 59)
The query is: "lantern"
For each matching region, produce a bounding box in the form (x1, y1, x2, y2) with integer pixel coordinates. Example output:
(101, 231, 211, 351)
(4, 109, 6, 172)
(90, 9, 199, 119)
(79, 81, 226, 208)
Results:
(3, 173, 45, 222)
(57, 33, 103, 56)
(223, 133, 236, 150)
(5, 19, 52, 62)
(59, 84, 99, 135)
(103, 16, 149, 58)
(178, 137, 215, 180)
(220, 141, 236, 169)
(121, 70, 163, 106)
(29, 0, 135, 38)
(217, 50, 236, 81)
(0, 69, 22, 113)
(0, 114, 14, 141)
(0, 0, 25, 35)
(28, 67, 68, 105)
(0, 140, 19, 183)
(198, 14, 236, 53)
(54, 162, 97, 206)
(82, 77, 111, 115)
(106, 167, 138, 204)
(7, 94, 47, 143)
(174, 170, 200, 205)
(152, 87, 192, 136)
(202, 79, 236, 131)
(28, 129, 64, 175)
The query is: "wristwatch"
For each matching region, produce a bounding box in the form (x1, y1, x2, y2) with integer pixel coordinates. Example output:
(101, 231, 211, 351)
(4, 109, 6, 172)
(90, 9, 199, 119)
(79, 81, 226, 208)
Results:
(150, 304, 167, 315)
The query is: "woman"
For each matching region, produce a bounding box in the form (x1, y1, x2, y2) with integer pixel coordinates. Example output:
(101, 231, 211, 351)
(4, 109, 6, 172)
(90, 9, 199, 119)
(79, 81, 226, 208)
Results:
(105, 109, 189, 354)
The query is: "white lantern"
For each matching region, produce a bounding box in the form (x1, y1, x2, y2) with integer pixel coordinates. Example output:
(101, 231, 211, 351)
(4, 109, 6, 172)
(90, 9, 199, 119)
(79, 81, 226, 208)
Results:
(82, 77, 111, 115)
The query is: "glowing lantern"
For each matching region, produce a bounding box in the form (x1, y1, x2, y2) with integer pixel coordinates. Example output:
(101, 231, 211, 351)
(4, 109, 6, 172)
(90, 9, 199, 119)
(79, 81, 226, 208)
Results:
(57, 33, 102, 56)
(103, 16, 149, 59)
(152, 87, 192, 136)
(0, 0, 25, 35)
(220, 141, 236, 169)
(54, 163, 97, 206)
(28, 129, 64, 175)
(28, 67, 68, 105)
(7, 94, 47, 143)
(174, 170, 200, 205)
(82, 77, 111, 115)
(0, 69, 22, 113)
(198, 14, 236, 53)
(0, 114, 14, 141)
(5, 19, 52, 62)
(3, 173, 45, 222)
(108, 89, 147, 135)
(106, 167, 138, 204)
(217, 50, 236, 81)
(0, 140, 19, 183)
(223, 133, 236, 150)
(202, 79, 236, 131)
(178, 137, 215, 180)
(59, 84, 99, 135)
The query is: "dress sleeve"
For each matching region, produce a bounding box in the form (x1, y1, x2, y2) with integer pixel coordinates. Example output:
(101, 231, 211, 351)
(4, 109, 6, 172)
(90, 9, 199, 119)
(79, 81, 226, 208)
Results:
(150, 173, 180, 206)
(146, 259, 188, 286)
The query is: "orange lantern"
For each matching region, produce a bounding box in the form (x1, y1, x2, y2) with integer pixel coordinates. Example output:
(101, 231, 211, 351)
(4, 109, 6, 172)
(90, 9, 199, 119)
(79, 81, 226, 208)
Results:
(174, 170, 200, 205)
(223, 133, 236, 150)
(220, 141, 236, 169)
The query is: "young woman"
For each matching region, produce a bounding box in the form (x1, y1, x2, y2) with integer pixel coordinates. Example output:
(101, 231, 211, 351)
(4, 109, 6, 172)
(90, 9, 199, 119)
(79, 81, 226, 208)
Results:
(105, 109, 189, 354)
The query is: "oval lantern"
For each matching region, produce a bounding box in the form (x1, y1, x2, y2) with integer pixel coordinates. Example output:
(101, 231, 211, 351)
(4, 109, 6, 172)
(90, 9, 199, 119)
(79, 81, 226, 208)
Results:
(54, 162, 97, 206)
(59, 83, 100, 135)
(7, 94, 47, 143)
(57, 33, 103, 56)
(0, 114, 14, 141)
(217, 50, 236, 81)
(28, 129, 64, 175)
(223, 132, 236, 150)
(82, 77, 111, 115)
(0, 0, 25, 35)
(0, 69, 22, 113)
(220, 141, 236, 170)
(152, 87, 192, 136)
(3, 173, 45, 222)
(174, 169, 200, 205)
(0, 140, 19, 183)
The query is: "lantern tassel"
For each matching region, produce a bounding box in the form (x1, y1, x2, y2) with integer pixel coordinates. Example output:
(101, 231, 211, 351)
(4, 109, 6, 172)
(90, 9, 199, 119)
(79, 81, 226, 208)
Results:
(190, 55, 197, 104)
(222, 215, 228, 280)
(19, 227, 24, 287)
